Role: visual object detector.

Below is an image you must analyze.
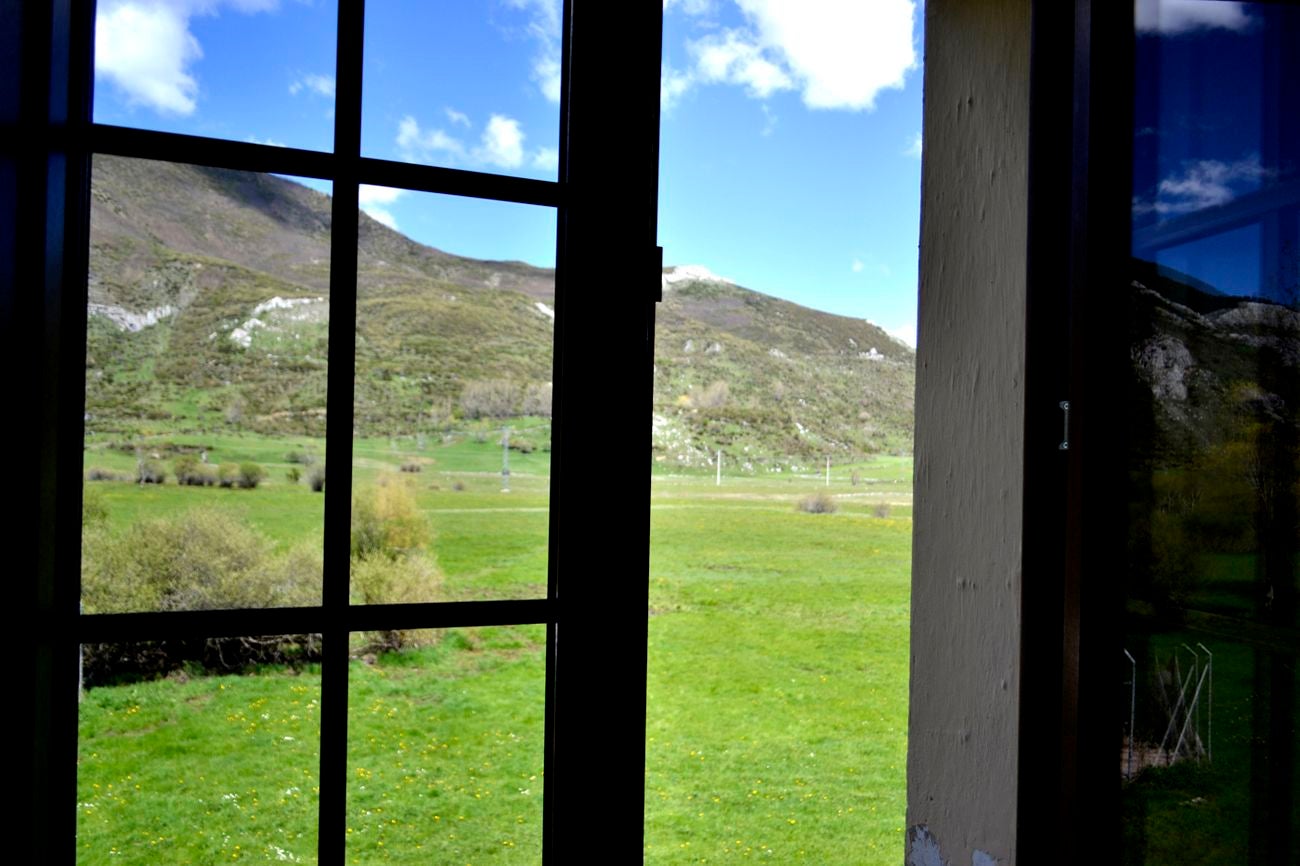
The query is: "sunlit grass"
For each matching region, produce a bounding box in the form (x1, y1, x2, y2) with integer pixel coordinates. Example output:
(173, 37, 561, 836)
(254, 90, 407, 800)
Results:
(78, 434, 913, 864)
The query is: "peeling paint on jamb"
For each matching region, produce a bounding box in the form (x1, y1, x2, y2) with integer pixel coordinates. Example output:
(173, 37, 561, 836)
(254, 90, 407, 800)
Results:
(907, 825, 1007, 866)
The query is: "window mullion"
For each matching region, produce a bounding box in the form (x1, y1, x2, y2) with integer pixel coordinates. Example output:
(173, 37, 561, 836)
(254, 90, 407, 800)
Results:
(317, 1, 365, 864)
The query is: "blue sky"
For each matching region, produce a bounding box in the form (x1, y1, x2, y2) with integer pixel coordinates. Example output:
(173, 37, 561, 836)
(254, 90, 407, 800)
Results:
(92, 0, 925, 344)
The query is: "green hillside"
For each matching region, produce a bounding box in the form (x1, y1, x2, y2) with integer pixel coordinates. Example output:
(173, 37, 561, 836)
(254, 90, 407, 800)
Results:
(86, 155, 916, 462)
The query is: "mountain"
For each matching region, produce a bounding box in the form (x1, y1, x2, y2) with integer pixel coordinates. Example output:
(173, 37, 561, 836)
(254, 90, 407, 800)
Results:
(85, 155, 916, 463)
(654, 266, 914, 466)
(1128, 259, 1300, 462)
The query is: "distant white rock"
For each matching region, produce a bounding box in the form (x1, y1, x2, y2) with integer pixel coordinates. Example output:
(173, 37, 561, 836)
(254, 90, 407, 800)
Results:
(88, 303, 175, 332)
(534, 301, 555, 322)
(230, 318, 266, 349)
(252, 296, 323, 316)
(662, 264, 734, 291)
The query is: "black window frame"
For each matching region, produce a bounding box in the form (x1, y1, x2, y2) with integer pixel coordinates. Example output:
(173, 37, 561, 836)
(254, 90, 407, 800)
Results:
(7, 1, 662, 863)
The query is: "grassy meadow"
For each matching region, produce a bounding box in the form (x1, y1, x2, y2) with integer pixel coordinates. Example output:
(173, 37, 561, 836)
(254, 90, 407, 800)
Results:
(77, 434, 914, 864)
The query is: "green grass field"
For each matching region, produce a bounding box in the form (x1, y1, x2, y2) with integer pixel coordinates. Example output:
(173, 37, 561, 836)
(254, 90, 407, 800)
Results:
(77, 435, 914, 864)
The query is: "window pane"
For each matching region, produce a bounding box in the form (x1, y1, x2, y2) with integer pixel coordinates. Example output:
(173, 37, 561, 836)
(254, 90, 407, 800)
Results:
(345, 625, 546, 864)
(93, 0, 337, 152)
(84, 156, 330, 614)
(647, 0, 921, 857)
(1122, 3, 1300, 861)
(351, 189, 555, 604)
(362, 1, 560, 180)
(77, 637, 324, 865)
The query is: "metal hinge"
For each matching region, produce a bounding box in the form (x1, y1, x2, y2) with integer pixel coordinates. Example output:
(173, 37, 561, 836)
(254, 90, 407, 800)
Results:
(1059, 400, 1070, 451)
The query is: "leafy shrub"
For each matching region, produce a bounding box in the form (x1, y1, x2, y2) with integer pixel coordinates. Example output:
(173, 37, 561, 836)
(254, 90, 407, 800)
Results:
(80, 509, 322, 682)
(689, 380, 730, 409)
(285, 450, 316, 465)
(173, 455, 217, 486)
(136, 459, 166, 485)
(307, 463, 326, 492)
(86, 467, 127, 482)
(508, 437, 536, 454)
(82, 485, 108, 526)
(452, 480, 466, 492)
(348, 475, 441, 651)
(797, 491, 838, 514)
(351, 476, 429, 560)
(873, 502, 891, 518)
(400, 461, 423, 473)
(351, 553, 444, 651)
(237, 462, 265, 489)
(81, 509, 321, 616)
(286, 467, 301, 483)
(217, 463, 240, 488)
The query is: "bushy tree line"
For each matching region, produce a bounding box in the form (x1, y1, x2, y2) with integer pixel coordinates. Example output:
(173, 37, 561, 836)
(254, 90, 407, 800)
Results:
(80, 473, 439, 684)
(458, 379, 552, 420)
(86, 457, 326, 491)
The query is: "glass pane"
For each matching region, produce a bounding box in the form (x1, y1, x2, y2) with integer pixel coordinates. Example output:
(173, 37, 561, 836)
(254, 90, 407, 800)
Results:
(647, 1, 921, 858)
(93, 0, 337, 152)
(351, 189, 555, 604)
(345, 625, 546, 864)
(77, 636, 323, 865)
(83, 156, 330, 614)
(362, 1, 560, 180)
(1122, 3, 1299, 862)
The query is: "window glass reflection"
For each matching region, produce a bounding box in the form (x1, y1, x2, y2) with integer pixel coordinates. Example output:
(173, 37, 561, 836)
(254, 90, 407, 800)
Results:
(1123, 3, 1299, 862)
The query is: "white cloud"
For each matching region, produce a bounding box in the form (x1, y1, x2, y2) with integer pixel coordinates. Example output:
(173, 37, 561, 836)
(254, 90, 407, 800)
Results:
(661, 65, 695, 111)
(359, 185, 404, 231)
(505, 0, 563, 103)
(1143, 155, 1272, 216)
(1135, 0, 1252, 34)
(445, 107, 471, 127)
(851, 258, 864, 273)
(534, 55, 563, 103)
(396, 115, 467, 162)
(245, 134, 286, 147)
(665, 0, 715, 13)
(476, 115, 526, 168)
(888, 323, 917, 348)
(532, 147, 560, 172)
(289, 73, 335, 98)
(668, 0, 917, 113)
(693, 30, 793, 98)
(396, 113, 553, 174)
(96, 2, 202, 115)
(358, 185, 404, 207)
(95, 0, 281, 116)
(905, 131, 922, 159)
(737, 0, 917, 110)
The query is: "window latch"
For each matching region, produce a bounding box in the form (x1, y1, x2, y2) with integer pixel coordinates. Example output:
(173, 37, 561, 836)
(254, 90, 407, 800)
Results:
(651, 245, 664, 304)
(1059, 400, 1070, 451)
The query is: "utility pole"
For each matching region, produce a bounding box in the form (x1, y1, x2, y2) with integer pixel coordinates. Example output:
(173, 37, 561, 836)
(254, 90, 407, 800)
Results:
(501, 426, 511, 492)
(825, 456, 831, 487)
(716, 449, 722, 486)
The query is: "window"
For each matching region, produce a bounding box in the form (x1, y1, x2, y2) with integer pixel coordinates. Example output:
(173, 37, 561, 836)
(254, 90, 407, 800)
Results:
(1017, 1, 1299, 863)
(8, 1, 661, 861)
